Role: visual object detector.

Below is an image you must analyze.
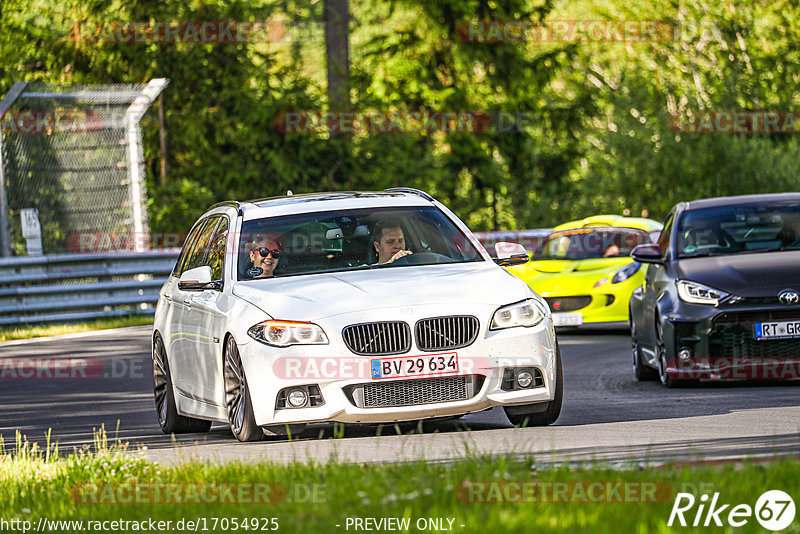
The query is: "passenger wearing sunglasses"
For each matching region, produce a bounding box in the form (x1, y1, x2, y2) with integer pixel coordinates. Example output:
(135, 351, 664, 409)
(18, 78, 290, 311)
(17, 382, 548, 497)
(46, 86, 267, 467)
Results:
(246, 236, 282, 279)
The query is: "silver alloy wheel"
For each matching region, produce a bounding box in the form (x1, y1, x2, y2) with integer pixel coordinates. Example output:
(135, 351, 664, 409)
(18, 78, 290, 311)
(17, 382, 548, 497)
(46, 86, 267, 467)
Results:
(224, 336, 246, 436)
(152, 336, 169, 427)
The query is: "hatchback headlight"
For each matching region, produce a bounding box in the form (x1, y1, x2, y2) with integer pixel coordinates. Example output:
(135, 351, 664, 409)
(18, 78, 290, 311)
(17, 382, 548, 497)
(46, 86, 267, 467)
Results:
(611, 262, 641, 284)
(248, 320, 329, 347)
(490, 299, 547, 330)
(676, 280, 730, 306)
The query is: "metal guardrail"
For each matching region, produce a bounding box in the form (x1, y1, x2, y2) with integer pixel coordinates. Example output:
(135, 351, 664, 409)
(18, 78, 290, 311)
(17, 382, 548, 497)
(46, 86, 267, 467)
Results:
(0, 250, 179, 326)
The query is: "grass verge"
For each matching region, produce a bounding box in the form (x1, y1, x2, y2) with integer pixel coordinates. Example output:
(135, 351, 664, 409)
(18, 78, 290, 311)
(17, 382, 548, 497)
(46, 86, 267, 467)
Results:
(0, 315, 153, 343)
(1, 431, 798, 533)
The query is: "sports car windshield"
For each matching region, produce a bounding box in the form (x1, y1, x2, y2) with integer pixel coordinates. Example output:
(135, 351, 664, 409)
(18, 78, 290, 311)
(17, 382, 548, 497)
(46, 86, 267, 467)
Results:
(535, 228, 650, 260)
(677, 201, 800, 258)
(237, 206, 485, 280)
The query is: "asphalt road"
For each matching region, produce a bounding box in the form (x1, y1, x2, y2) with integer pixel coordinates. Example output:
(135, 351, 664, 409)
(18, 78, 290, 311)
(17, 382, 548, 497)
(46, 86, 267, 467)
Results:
(1, 326, 798, 465)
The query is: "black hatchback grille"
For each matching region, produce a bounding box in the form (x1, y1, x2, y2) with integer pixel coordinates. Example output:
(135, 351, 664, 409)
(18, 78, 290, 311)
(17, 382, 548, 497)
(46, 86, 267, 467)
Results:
(544, 296, 591, 313)
(710, 311, 800, 359)
(342, 322, 411, 355)
(415, 316, 479, 351)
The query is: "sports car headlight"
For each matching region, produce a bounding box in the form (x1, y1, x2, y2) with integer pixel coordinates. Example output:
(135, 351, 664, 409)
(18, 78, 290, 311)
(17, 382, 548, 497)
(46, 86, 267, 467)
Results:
(247, 320, 329, 347)
(676, 280, 730, 306)
(611, 262, 641, 284)
(490, 299, 546, 330)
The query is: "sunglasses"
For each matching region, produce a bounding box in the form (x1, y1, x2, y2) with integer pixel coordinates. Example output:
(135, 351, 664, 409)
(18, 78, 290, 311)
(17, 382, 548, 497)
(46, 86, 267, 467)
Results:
(256, 247, 281, 258)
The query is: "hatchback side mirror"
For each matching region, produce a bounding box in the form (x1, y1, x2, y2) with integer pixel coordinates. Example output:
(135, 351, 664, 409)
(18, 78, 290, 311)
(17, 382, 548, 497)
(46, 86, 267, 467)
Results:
(630, 244, 664, 264)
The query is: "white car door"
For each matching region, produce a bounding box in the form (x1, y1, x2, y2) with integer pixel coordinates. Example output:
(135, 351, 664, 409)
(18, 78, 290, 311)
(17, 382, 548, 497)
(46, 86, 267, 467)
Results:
(169, 216, 219, 400)
(181, 216, 230, 407)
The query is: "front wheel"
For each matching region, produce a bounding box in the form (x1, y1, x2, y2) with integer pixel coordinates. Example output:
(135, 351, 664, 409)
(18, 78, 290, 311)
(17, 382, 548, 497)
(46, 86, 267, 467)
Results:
(504, 343, 563, 427)
(632, 316, 658, 381)
(224, 337, 263, 442)
(655, 318, 677, 388)
(152, 334, 212, 434)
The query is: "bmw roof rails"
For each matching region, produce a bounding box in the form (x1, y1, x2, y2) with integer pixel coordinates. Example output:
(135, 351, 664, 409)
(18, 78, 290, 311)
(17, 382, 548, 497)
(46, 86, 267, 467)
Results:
(384, 187, 434, 202)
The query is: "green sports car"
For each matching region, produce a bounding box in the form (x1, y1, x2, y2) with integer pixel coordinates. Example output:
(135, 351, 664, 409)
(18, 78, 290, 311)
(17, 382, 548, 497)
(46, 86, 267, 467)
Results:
(506, 215, 662, 327)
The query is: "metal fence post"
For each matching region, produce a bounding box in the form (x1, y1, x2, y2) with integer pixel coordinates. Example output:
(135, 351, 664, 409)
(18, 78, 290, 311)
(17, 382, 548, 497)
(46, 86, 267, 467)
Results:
(0, 82, 29, 257)
(125, 79, 168, 253)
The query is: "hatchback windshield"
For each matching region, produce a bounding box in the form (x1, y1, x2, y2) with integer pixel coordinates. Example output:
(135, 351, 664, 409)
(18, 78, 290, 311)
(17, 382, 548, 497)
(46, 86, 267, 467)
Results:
(535, 228, 651, 260)
(237, 206, 484, 280)
(676, 201, 800, 258)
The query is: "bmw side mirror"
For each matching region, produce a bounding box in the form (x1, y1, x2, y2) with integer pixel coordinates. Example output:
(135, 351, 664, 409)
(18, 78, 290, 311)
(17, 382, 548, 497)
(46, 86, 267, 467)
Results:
(630, 244, 664, 264)
(179, 266, 221, 291)
(494, 242, 530, 267)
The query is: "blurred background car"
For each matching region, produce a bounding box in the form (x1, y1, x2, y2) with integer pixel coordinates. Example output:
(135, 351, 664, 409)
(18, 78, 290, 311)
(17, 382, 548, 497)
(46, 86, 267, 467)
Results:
(505, 215, 662, 328)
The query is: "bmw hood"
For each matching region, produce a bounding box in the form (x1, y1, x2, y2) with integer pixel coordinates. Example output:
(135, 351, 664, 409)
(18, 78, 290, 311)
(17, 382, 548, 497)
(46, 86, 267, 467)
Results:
(232, 262, 531, 321)
(675, 251, 800, 297)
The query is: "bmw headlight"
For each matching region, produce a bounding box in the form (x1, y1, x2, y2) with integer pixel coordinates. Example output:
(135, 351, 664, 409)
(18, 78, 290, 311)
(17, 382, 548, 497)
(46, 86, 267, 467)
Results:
(248, 320, 329, 347)
(676, 280, 730, 306)
(611, 262, 641, 284)
(490, 299, 547, 330)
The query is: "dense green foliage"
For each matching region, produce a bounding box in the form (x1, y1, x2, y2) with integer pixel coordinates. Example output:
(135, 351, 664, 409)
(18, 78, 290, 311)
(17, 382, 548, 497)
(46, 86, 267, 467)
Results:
(2, 0, 799, 234)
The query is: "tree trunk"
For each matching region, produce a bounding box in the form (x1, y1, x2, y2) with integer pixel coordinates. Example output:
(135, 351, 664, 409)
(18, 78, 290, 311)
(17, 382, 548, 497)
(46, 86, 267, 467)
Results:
(324, 0, 350, 110)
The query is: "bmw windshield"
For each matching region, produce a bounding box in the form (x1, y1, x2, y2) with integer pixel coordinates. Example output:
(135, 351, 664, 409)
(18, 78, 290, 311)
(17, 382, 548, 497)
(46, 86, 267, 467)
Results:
(677, 201, 800, 258)
(237, 206, 485, 280)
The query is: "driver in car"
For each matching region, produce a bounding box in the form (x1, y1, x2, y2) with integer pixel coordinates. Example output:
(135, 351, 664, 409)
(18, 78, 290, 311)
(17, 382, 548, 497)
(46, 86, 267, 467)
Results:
(373, 219, 413, 264)
(246, 234, 282, 278)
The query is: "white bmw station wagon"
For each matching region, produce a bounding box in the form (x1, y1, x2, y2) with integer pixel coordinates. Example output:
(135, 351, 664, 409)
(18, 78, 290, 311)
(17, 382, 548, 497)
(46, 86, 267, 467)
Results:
(152, 188, 562, 441)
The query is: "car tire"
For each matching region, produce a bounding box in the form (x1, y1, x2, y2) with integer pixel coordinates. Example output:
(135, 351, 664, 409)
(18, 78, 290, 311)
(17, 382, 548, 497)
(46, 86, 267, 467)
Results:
(224, 336, 263, 442)
(152, 334, 212, 434)
(504, 343, 563, 427)
(655, 318, 678, 388)
(631, 316, 658, 381)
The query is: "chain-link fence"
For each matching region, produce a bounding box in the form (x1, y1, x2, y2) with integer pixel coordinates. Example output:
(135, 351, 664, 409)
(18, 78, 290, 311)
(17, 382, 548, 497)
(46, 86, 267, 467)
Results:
(0, 79, 167, 256)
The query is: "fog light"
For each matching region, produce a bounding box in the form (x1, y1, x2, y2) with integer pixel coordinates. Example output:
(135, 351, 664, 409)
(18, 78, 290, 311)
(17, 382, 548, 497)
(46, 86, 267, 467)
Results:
(678, 348, 692, 361)
(287, 388, 309, 408)
(517, 370, 534, 388)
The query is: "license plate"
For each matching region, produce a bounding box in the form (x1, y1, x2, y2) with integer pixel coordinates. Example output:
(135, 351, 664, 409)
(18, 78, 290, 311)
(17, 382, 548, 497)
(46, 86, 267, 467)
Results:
(552, 312, 583, 327)
(371, 352, 459, 380)
(755, 320, 800, 340)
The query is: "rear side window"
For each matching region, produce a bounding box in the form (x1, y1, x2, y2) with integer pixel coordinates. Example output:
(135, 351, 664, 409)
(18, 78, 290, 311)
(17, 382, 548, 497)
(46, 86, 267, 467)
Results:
(183, 216, 220, 273)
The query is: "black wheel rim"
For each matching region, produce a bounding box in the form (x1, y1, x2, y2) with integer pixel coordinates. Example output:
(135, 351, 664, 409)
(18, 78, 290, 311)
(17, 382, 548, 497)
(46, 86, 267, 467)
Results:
(224, 338, 246, 435)
(152, 337, 169, 427)
(655, 320, 668, 384)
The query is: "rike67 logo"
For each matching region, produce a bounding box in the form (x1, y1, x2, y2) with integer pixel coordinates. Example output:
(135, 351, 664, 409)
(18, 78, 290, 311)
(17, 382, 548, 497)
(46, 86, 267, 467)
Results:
(669, 490, 795, 530)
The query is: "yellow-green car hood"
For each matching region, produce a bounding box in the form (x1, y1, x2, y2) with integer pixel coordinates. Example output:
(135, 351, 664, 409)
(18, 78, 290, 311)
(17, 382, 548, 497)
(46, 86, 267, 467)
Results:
(507, 257, 632, 295)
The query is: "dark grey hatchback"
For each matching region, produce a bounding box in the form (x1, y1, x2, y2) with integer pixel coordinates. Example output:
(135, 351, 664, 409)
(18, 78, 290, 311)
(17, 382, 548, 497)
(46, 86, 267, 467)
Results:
(629, 193, 800, 387)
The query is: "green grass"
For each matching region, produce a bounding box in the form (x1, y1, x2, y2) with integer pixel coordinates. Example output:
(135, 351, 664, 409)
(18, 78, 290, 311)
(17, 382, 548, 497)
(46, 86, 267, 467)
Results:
(0, 315, 153, 342)
(1, 430, 798, 533)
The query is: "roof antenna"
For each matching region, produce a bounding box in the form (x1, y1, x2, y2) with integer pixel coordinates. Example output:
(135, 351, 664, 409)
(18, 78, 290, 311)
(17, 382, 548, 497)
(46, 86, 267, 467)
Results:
(286, 189, 293, 196)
